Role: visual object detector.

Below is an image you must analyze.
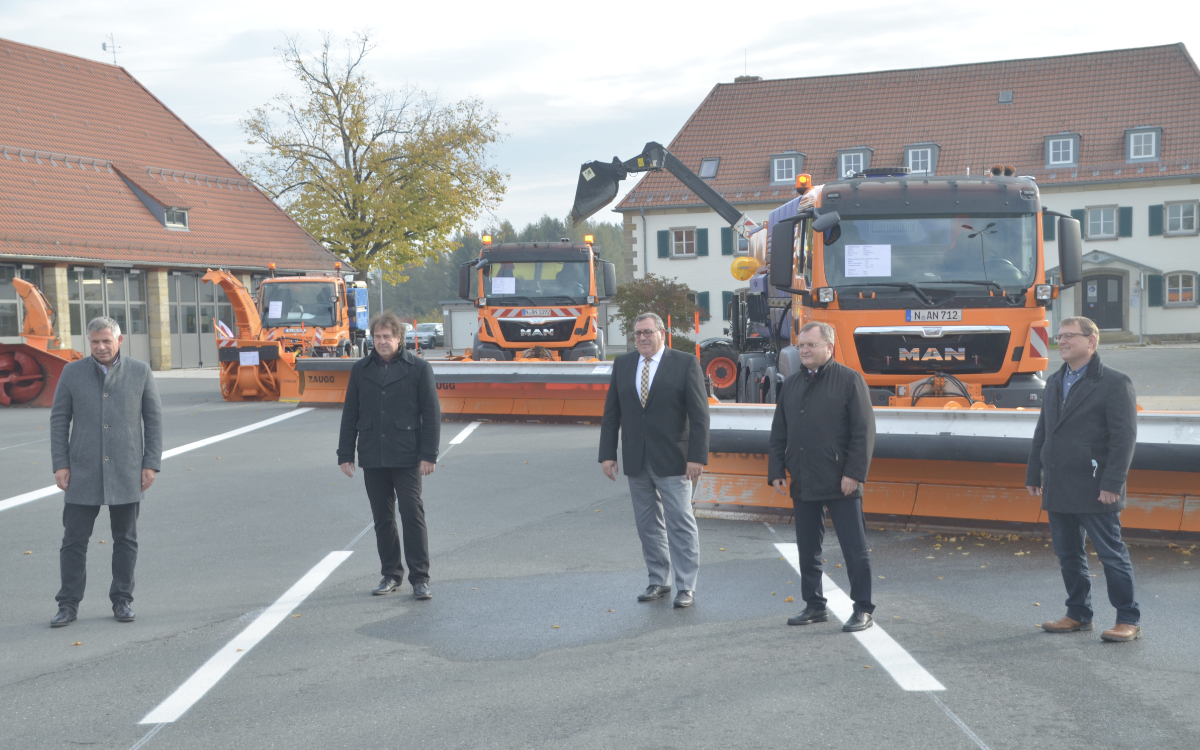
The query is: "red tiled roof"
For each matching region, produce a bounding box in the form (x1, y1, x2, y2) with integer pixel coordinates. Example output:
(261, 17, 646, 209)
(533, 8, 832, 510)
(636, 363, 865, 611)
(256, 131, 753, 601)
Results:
(0, 37, 337, 272)
(617, 44, 1200, 212)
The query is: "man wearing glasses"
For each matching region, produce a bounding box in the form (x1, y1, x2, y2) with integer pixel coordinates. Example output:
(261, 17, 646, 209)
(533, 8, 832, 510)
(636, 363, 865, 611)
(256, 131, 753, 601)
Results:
(1027, 316, 1140, 642)
(769, 321, 877, 632)
(599, 312, 709, 609)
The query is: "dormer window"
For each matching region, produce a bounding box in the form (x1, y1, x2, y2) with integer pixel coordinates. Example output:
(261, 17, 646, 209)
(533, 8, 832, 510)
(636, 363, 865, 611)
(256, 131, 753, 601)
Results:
(1125, 127, 1161, 162)
(904, 143, 940, 175)
(698, 158, 720, 179)
(769, 152, 805, 185)
(1044, 133, 1080, 168)
(836, 147, 873, 178)
(165, 209, 189, 229)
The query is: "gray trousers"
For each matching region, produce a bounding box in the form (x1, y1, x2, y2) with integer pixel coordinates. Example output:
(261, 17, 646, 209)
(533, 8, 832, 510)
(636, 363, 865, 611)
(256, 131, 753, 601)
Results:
(627, 468, 699, 592)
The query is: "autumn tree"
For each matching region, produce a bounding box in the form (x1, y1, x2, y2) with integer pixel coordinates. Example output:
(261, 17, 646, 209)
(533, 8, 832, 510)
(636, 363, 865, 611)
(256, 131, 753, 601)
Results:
(610, 273, 700, 350)
(240, 33, 506, 282)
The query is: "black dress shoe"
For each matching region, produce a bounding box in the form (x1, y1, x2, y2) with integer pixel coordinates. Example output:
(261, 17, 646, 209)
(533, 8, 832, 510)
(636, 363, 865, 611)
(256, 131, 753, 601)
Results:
(673, 590, 694, 608)
(842, 611, 874, 632)
(413, 582, 432, 600)
(50, 607, 76, 628)
(371, 577, 402, 596)
(113, 602, 136, 623)
(787, 606, 829, 626)
(637, 585, 671, 602)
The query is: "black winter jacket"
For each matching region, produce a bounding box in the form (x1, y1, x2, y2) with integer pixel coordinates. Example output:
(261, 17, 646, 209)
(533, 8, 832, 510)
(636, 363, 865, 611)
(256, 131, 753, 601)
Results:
(1025, 354, 1137, 513)
(337, 349, 440, 468)
(767, 359, 875, 502)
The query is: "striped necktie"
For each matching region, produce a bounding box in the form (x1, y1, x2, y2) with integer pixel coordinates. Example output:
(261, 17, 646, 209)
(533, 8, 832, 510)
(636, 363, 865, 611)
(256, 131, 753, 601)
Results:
(640, 357, 651, 407)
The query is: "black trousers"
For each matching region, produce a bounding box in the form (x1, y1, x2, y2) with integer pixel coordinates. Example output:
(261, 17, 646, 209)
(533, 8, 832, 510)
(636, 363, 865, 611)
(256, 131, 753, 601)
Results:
(363, 467, 429, 584)
(57, 502, 140, 611)
(794, 496, 874, 614)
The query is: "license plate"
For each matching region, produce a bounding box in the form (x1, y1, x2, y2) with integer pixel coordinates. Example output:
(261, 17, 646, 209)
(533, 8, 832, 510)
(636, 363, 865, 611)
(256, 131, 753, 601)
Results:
(906, 309, 962, 322)
(523, 308, 552, 316)
(284, 327, 304, 333)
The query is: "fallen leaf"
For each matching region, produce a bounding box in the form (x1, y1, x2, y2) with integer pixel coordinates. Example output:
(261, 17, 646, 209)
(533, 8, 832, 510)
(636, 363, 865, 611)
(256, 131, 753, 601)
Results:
(718, 548, 726, 551)
(784, 596, 794, 602)
(893, 616, 900, 619)
(236, 649, 244, 652)
(957, 546, 962, 550)
(822, 559, 827, 562)
(291, 614, 301, 618)
(771, 592, 777, 595)
(551, 625, 560, 629)
(216, 457, 221, 460)
(524, 461, 528, 464)
(24, 551, 32, 555)
(938, 576, 944, 579)
(962, 552, 970, 556)
(926, 556, 935, 559)
(786, 581, 792, 584)
(878, 575, 885, 579)
(835, 564, 842, 568)
(1034, 603, 1041, 606)
(780, 557, 785, 561)
(99, 540, 106, 544)
(471, 587, 478, 590)
(864, 665, 872, 669)
(595, 510, 601, 513)
(949, 537, 957, 542)
(1015, 551, 1025, 556)
(188, 468, 194, 471)
(877, 528, 885, 531)
(607, 609, 615, 612)
(912, 548, 918, 551)
(976, 543, 985, 547)
(72, 641, 82, 646)
(1145, 557, 1154, 561)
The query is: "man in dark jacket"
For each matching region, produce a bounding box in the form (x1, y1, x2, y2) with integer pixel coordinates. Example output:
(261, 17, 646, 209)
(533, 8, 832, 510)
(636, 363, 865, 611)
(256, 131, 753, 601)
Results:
(49, 316, 162, 627)
(599, 312, 709, 608)
(1027, 316, 1140, 642)
(338, 311, 440, 600)
(769, 321, 876, 632)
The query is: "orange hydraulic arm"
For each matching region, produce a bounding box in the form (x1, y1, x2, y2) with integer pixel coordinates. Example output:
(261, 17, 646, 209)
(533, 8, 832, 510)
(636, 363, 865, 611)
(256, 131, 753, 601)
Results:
(201, 269, 261, 340)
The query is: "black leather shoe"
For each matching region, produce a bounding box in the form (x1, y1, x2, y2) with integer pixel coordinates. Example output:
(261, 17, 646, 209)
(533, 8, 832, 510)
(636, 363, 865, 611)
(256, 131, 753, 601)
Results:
(50, 607, 76, 628)
(842, 611, 873, 632)
(371, 577, 402, 596)
(413, 582, 432, 600)
(637, 585, 671, 602)
(673, 590, 694, 608)
(113, 602, 136, 623)
(787, 606, 829, 626)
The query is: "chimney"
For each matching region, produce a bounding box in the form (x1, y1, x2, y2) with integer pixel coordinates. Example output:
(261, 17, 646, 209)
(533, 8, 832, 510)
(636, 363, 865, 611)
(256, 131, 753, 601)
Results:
(734, 75, 763, 83)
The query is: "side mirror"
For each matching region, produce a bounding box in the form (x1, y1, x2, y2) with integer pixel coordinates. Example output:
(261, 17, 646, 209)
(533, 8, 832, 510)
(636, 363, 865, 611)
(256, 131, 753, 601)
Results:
(457, 264, 472, 300)
(601, 260, 617, 299)
(811, 210, 841, 232)
(1057, 216, 1083, 287)
(769, 218, 799, 290)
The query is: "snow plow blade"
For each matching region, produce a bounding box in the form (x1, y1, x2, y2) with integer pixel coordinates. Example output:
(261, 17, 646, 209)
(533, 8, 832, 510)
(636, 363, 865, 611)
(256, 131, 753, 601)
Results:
(696, 405, 1200, 542)
(292, 358, 613, 421)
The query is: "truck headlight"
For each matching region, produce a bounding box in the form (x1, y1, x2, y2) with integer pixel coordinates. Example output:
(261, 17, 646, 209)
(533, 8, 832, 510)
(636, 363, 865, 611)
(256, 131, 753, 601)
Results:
(817, 287, 834, 303)
(1035, 284, 1052, 300)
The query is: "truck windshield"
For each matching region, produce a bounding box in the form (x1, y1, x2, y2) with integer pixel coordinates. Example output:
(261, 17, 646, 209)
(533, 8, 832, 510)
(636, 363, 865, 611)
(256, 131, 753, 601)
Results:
(822, 214, 1037, 291)
(259, 282, 337, 328)
(486, 261, 591, 300)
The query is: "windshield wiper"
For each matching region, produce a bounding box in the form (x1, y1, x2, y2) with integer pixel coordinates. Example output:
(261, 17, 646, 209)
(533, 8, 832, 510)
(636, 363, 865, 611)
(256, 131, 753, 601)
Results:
(841, 282, 936, 306)
(923, 279, 1007, 293)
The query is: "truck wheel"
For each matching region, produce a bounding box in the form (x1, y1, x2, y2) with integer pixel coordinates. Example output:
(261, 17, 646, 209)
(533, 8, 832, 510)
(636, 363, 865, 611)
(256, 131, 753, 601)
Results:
(701, 343, 738, 400)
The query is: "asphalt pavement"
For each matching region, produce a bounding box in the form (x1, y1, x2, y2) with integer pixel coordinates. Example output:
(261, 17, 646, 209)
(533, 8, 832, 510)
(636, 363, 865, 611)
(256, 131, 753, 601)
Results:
(1, 358, 1197, 750)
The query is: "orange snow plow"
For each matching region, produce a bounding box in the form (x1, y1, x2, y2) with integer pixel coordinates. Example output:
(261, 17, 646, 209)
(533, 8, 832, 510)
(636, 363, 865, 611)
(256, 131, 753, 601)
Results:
(697, 404, 1200, 542)
(0, 278, 83, 407)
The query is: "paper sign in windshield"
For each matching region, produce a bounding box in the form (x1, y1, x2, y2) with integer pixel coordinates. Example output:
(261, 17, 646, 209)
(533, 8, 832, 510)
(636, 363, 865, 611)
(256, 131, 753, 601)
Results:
(268, 300, 283, 319)
(491, 277, 516, 295)
(845, 245, 892, 277)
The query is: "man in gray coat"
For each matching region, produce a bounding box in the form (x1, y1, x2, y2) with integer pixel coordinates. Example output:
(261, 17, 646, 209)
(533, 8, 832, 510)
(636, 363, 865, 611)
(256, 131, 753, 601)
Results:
(1027, 316, 1140, 642)
(49, 317, 162, 627)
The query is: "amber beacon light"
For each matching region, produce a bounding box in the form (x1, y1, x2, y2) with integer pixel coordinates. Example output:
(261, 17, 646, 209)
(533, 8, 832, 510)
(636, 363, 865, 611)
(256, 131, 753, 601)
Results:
(482, 234, 492, 245)
(795, 173, 813, 193)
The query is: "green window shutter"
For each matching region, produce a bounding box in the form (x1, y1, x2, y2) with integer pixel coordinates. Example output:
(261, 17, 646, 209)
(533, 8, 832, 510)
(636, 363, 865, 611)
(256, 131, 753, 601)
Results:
(720, 226, 734, 255)
(1118, 206, 1133, 237)
(1070, 209, 1086, 227)
(1042, 215, 1056, 242)
(1149, 205, 1163, 236)
(722, 291, 734, 320)
(1148, 274, 1164, 307)
(697, 228, 709, 256)
(696, 291, 710, 318)
(657, 230, 670, 258)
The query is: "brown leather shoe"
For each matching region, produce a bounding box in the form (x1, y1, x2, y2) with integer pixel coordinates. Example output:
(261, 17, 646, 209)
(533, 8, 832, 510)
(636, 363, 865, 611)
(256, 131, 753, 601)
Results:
(1101, 623, 1142, 642)
(1041, 616, 1093, 633)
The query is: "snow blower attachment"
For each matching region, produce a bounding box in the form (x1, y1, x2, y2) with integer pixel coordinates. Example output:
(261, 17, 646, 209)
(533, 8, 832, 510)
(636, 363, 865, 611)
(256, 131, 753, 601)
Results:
(0, 278, 83, 407)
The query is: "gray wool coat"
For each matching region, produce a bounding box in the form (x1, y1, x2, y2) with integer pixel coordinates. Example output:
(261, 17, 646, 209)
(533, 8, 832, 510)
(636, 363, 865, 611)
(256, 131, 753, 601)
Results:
(50, 355, 163, 506)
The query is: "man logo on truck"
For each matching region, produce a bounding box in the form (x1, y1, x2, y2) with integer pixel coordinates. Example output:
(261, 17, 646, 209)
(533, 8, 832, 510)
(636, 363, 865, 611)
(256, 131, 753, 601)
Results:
(900, 348, 966, 361)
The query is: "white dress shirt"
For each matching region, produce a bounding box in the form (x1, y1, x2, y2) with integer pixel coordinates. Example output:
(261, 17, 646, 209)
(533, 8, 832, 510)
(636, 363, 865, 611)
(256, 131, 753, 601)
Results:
(634, 346, 665, 395)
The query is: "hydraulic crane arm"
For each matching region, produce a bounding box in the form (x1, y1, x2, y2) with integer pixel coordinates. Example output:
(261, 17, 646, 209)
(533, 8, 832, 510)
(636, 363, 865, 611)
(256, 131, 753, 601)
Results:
(571, 141, 760, 238)
(12, 278, 57, 338)
(201, 269, 262, 340)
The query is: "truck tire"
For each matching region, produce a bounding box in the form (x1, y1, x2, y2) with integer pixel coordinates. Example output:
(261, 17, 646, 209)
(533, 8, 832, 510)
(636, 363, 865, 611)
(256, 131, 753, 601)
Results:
(701, 342, 738, 400)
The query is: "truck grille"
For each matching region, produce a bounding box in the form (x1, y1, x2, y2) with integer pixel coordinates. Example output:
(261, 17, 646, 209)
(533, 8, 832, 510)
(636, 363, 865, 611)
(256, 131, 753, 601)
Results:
(497, 319, 575, 343)
(853, 331, 1011, 375)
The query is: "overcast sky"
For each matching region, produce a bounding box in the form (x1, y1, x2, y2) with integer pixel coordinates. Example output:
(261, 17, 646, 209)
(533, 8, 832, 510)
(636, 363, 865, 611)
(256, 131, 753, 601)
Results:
(2, 0, 1196, 230)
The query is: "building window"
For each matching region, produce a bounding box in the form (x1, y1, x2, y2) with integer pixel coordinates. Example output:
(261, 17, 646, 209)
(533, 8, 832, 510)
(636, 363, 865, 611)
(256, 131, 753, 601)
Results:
(672, 228, 696, 257)
(1087, 207, 1117, 239)
(1166, 202, 1198, 235)
(907, 148, 931, 174)
(1125, 127, 1161, 162)
(165, 209, 188, 229)
(66, 268, 149, 336)
(840, 152, 863, 177)
(1049, 139, 1073, 165)
(698, 158, 720, 179)
(1165, 272, 1196, 306)
(769, 152, 805, 185)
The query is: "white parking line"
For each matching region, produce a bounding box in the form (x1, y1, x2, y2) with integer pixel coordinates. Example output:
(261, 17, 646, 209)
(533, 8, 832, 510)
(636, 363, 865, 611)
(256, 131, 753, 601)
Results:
(0, 408, 313, 514)
(774, 542, 945, 691)
(139, 550, 352, 724)
(448, 420, 482, 445)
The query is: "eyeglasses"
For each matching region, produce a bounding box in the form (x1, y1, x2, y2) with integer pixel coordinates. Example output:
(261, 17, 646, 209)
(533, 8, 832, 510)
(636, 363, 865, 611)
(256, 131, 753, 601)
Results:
(632, 329, 660, 338)
(1054, 332, 1089, 342)
(797, 342, 831, 349)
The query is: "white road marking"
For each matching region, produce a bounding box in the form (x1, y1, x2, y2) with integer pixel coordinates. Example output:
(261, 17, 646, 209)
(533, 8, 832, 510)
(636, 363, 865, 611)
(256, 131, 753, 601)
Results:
(0, 437, 50, 452)
(139, 550, 352, 724)
(775, 542, 945, 692)
(448, 420, 482, 445)
(0, 408, 313, 513)
(927, 691, 993, 750)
